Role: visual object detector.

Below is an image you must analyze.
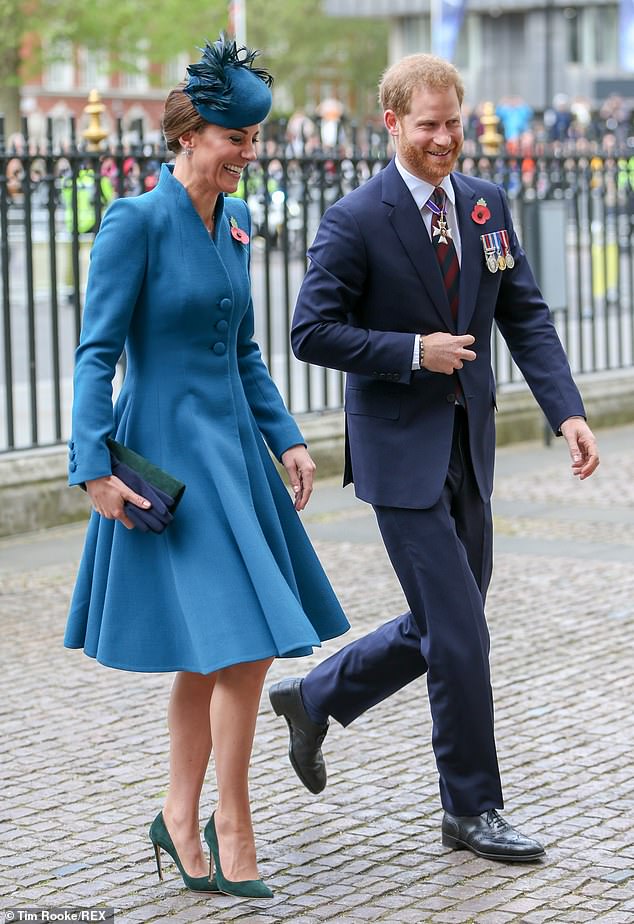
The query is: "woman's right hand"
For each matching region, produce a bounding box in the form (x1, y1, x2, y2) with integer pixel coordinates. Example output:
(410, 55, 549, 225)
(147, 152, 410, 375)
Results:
(85, 475, 151, 529)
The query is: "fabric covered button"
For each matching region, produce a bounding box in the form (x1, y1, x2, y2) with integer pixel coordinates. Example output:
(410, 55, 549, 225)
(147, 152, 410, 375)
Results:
(68, 450, 76, 460)
(69, 461, 77, 472)
(213, 342, 227, 355)
(215, 319, 229, 332)
(446, 393, 456, 403)
(68, 439, 74, 449)
(219, 298, 232, 311)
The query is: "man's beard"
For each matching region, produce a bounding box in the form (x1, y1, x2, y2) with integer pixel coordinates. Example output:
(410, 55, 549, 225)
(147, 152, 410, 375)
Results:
(398, 134, 462, 184)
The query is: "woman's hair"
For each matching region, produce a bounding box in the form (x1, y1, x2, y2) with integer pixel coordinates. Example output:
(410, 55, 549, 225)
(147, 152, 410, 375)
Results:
(162, 85, 207, 154)
(379, 54, 465, 118)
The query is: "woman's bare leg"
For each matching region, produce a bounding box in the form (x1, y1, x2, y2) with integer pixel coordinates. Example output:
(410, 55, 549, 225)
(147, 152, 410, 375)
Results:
(210, 657, 273, 881)
(162, 670, 215, 877)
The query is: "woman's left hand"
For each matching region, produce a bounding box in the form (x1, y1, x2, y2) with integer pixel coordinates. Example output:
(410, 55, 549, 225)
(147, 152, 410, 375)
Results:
(281, 445, 316, 511)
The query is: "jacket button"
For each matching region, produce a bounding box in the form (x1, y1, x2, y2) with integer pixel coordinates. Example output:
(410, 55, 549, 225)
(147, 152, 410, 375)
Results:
(68, 450, 76, 461)
(446, 393, 456, 403)
(213, 342, 227, 355)
(219, 298, 232, 311)
(69, 461, 77, 472)
(216, 319, 229, 332)
(68, 439, 74, 449)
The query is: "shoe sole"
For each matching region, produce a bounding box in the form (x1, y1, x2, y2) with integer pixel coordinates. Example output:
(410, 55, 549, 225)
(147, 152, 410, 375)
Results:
(442, 832, 545, 862)
(215, 887, 274, 899)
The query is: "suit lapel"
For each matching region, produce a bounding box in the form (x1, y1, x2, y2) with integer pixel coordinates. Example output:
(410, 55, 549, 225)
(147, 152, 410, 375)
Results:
(451, 173, 482, 332)
(382, 161, 455, 331)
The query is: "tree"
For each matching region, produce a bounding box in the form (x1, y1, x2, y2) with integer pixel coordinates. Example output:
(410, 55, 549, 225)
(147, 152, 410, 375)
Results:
(0, 0, 227, 136)
(247, 0, 388, 119)
(0, 0, 29, 135)
(0, 0, 387, 138)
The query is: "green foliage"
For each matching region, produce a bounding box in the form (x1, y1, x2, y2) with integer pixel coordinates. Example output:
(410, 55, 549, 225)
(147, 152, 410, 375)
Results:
(0, 0, 30, 83)
(0, 0, 388, 120)
(247, 0, 388, 117)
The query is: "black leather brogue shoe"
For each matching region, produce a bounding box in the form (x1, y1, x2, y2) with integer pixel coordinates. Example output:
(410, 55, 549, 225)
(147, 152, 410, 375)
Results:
(269, 677, 329, 794)
(442, 809, 546, 862)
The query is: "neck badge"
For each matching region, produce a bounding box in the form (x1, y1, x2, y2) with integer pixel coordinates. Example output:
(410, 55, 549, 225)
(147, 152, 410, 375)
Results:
(426, 195, 453, 245)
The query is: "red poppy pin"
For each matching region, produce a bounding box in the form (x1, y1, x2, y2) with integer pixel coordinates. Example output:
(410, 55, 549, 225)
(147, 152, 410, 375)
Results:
(230, 216, 249, 244)
(471, 198, 491, 225)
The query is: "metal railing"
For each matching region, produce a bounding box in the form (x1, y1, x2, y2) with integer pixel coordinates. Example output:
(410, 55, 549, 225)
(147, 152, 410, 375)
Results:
(1, 115, 633, 453)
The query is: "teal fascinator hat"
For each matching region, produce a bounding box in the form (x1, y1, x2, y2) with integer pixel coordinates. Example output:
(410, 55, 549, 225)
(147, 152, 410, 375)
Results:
(183, 33, 273, 128)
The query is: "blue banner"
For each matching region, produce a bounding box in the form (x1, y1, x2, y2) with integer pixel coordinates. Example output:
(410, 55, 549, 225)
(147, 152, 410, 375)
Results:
(431, 0, 467, 61)
(619, 0, 634, 71)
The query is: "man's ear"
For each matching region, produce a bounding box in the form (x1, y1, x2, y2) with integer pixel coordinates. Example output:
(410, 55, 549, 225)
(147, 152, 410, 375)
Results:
(384, 110, 399, 138)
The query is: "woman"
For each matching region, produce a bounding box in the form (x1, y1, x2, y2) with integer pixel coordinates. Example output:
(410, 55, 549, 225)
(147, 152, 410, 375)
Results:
(64, 35, 349, 898)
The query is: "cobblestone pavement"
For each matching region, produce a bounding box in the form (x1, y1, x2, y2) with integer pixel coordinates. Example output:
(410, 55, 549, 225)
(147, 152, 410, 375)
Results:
(1, 425, 633, 924)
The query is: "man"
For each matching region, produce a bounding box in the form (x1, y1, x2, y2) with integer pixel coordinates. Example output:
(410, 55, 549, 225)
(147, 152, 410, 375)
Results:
(269, 54, 599, 862)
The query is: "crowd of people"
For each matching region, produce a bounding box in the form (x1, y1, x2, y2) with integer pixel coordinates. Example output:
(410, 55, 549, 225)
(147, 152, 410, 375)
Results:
(3, 90, 633, 216)
(278, 92, 634, 159)
(480, 92, 633, 156)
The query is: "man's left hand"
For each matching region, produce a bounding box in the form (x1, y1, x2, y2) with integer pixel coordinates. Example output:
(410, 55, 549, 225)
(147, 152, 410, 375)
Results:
(560, 417, 599, 480)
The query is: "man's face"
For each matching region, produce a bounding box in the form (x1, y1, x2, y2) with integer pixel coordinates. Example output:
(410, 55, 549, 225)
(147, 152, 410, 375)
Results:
(384, 84, 464, 185)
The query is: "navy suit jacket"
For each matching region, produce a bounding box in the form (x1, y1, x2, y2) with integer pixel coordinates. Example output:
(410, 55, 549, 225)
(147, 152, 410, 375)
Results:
(292, 158, 585, 509)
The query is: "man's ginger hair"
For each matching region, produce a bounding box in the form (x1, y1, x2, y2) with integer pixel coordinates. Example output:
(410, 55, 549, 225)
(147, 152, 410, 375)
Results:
(379, 54, 465, 117)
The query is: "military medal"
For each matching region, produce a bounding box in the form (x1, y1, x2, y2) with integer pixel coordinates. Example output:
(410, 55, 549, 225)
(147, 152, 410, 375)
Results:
(427, 194, 453, 245)
(433, 215, 452, 245)
(481, 230, 513, 273)
(481, 233, 498, 273)
(500, 229, 514, 268)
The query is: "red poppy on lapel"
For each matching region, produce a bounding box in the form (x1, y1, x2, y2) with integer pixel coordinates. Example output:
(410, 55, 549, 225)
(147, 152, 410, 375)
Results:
(230, 216, 249, 244)
(471, 198, 491, 225)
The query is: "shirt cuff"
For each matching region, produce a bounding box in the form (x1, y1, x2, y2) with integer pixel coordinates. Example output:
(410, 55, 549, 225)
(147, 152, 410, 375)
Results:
(412, 334, 421, 370)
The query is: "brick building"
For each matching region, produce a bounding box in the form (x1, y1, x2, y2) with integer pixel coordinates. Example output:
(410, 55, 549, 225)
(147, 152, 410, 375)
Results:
(18, 44, 190, 148)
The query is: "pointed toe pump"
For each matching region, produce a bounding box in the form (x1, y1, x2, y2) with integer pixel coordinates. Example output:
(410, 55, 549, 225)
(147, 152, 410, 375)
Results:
(203, 812, 273, 899)
(149, 811, 219, 893)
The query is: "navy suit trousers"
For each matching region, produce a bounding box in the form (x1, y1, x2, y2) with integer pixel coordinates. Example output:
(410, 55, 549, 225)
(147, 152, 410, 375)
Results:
(302, 408, 504, 815)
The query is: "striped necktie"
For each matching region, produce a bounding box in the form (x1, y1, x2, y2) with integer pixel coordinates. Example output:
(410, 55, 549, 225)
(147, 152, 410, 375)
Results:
(428, 187, 460, 322)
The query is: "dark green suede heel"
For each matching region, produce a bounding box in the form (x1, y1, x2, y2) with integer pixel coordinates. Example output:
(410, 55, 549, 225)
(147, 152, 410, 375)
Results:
(149, 811, 219, 893)
(203, 812, 273, 898)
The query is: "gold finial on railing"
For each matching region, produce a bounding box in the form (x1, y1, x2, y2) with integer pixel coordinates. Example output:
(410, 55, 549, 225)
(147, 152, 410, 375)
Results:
(479, 102, 503, 156)
(82, 89, 108, 150)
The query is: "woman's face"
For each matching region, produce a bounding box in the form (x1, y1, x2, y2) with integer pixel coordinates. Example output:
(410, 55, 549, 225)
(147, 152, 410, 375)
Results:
(185, 122, 260, 195)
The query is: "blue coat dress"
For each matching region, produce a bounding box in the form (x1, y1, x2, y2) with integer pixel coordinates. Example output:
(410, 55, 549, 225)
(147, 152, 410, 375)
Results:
(64, 164, 349, 673)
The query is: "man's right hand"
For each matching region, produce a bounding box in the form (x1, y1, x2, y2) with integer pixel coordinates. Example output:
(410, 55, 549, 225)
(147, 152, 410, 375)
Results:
(421, 333, 476, 375)
(85, 475, 151, 529)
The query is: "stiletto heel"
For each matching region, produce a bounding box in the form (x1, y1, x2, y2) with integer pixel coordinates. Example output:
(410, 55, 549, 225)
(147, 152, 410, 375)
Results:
(153, 841, 164, 881)
(149, 811, 219, 893)
(203, 812, 273, 899)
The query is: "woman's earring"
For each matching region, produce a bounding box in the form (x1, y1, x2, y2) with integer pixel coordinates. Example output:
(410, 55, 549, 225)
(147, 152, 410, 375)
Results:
(183, 146, 193, 157)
